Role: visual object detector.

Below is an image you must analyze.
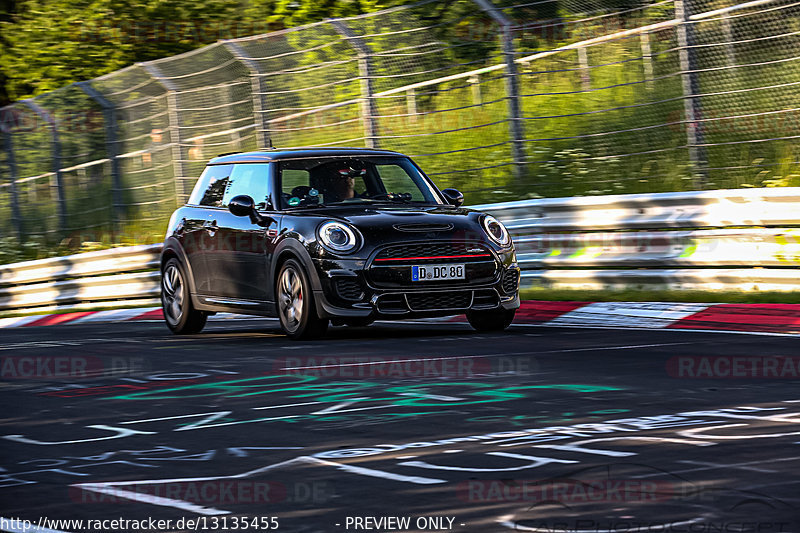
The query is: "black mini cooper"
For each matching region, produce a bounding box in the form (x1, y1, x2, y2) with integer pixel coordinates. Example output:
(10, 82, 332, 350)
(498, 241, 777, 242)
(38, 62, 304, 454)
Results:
(161, 148, 520, 339)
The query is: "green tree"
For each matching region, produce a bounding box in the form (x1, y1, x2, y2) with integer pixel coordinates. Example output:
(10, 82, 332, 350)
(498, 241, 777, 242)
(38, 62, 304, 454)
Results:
(0, 0, 243, 103)
(267, 0, 383, 27)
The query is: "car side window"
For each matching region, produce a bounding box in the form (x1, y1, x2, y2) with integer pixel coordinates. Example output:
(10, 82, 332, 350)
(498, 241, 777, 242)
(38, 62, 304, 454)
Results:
(188, 164, 233, 207)
(222, 163, 272, 210)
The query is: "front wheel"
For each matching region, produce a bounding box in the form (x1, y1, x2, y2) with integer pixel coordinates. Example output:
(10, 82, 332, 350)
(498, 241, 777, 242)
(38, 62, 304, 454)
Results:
(276, 259, 328, 340)
(161, 258, 207, 334)
(466, 308, 516, 332)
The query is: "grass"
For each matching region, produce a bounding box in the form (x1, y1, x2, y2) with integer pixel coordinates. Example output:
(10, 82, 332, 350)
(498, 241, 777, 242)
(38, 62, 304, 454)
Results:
(519, 287, 800, 304)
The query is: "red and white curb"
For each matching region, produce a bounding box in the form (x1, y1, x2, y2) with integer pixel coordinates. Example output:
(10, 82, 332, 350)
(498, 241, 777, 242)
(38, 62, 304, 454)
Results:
(2, 301, 800, 335)
(476, 301, 800, 335)
(0, 308, 257, 329)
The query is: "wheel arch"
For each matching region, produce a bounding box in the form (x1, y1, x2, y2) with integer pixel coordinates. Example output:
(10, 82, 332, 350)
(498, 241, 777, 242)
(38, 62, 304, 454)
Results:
(160, 238, 199, 296)
(271, 238, 323, 297)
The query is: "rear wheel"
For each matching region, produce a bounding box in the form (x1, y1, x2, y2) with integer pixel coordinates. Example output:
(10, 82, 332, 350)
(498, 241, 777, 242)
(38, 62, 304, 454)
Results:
(162, 258, 207, 334)
(466, 308, 516, 332)
(276, 259, 328, 340)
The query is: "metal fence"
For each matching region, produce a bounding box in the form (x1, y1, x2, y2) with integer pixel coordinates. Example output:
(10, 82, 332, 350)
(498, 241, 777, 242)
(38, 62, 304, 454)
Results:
(1, 0, 799, 248)
(3, 186, 800, 315)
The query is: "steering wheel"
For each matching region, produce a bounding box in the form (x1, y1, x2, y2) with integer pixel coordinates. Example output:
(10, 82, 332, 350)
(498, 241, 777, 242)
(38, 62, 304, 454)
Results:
(291, 186, 312, 198)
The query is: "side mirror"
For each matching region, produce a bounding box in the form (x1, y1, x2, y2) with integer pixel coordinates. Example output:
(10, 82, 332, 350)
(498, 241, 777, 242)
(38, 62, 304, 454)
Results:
(229, 195, 274, 227)
(442, 188, 464, 207)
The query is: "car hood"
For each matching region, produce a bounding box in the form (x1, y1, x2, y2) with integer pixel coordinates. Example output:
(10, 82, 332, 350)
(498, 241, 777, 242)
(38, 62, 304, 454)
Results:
(294, 204, 486, 242)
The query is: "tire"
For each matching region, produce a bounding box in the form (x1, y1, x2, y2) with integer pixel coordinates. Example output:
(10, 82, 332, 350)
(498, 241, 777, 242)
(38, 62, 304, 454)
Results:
(466, 308, 516, 332)
(344, 318, 374, 328)
(276, 259, 328, 340)
(161, 258, 207, 334)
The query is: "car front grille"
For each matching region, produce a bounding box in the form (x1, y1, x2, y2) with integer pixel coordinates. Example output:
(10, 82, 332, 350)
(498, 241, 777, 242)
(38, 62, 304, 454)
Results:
(406, 291, 472, 311)
(374, 242, 491, 262)
(368, 241, 498, 289)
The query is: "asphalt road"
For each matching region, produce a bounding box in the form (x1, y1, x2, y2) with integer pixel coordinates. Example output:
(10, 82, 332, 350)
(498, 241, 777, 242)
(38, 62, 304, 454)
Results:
(1, 318, 798, 533)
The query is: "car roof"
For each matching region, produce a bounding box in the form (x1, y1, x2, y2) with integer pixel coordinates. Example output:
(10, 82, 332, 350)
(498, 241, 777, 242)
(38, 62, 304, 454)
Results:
(208, 147, 407, 165)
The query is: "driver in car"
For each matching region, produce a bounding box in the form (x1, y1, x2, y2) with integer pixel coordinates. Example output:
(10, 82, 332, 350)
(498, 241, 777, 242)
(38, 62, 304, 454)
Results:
(321, 161, 367, 203)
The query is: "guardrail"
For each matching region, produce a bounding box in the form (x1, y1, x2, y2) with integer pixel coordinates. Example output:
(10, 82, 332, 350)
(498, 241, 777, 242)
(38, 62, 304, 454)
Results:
(0, 244, 162, 314)
(474, 186, 800, 292)
(2, 187, 799, 314)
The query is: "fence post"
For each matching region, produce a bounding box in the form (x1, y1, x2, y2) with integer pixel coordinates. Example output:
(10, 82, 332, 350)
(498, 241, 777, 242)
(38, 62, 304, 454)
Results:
(142, 63, 188, 204)
(640, 31, 654, 90)
(22, 99, 67, 235)
(676, 0, 708, 188)
(406, 89, 418, 124)
(721, 14, 736, 67)
(224, 41, 270, 149)
(1, 125, 24, 241)
(330, 19, 379, 149)
(468, 75, 482, 105)
(472, 0, 526, 184)
(577, 48, 591, 90)
(76, 81, 124, 232)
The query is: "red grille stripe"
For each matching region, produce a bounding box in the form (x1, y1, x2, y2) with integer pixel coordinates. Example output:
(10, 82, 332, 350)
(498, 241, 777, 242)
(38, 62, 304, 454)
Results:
(375, 253, 492, 262)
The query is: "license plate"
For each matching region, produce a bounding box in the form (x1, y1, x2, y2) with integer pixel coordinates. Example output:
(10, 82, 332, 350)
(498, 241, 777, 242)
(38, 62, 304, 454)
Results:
(411, 264, 465, 281)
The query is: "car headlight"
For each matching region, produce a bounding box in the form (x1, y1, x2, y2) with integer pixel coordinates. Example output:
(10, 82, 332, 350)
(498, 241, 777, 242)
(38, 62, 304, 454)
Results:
(482, 215, 511, 246)
(318, 221, 358, 253)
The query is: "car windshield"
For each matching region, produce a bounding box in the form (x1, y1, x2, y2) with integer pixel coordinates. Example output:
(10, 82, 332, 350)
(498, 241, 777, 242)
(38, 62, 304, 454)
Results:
(278, 156, 443, 209)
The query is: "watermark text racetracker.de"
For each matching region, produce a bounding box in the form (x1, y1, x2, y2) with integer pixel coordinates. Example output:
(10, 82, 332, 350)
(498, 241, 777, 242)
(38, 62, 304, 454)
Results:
(459, 478, 674, 505)
(0, 516, 280, 531)
(274, 355, 537, 378)
(69, 480, 334, 506)
(1, 356, 145, 380)
(667, 356, 800, 378)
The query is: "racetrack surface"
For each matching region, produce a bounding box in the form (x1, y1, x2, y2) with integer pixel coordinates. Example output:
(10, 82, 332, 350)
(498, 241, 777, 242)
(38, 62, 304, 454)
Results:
(1, 319, 798, 532)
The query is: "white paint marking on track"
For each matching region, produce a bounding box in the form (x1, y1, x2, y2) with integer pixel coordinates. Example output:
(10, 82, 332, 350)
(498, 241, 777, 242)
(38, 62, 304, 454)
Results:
(677, 459, 777, 473)
(303, 457, 445, 485)
(71, 456, 308, 515)
(70, 455, 442, 516)
(541, 342, 694, 353)
(678, 423, 800, 440)
(118, 412, 300, 430)
(398, 392, 464, 401)
(312, 400, 369, 415)
(0, 518, 72, 533)
(118, 412, 234, 425)
(252, 401, 323, 410)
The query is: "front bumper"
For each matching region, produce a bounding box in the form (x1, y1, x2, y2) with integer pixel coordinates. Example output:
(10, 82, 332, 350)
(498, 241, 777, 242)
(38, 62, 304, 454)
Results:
(310, 246, 520, 320)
